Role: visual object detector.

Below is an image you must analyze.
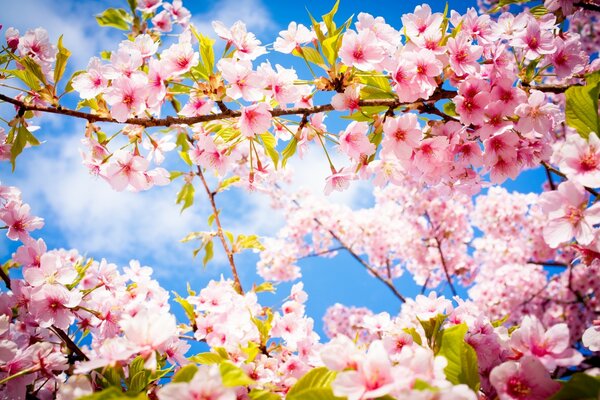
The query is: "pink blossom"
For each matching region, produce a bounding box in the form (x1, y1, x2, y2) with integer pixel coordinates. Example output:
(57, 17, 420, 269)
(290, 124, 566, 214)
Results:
(273, 22, 314, 53)
(136, 0, 162, 13)
(29, 284, 82, 329)
(331, 85, 362, 112)
(511, 17, 556, 60)
(161, 42, 199, 77)
(515, 90, 558, 136)
(401, 4, 443, 39)
(23, 252, 76, 287)
(239, 103, 272, 138)
(405, 49, 443, 98)
(324, 167, 356, 195)
(163, 0, 191, 26)
(339, 29, 384, 71)
(213, 21, 266, 61)
(72, 57, 110, 100)
(189, 135, 230, 175)
(147, 59, 168, 108)
(102, 150, 150, 191)
(107, 47, 143, 79)
(17, 27, 56, 64)
(382, 113, 421, 159)
(0, 201, 44, 242)
(143, 134, 176, 165)
(489, 356, 560, 400)
(179, 95, 214, 117)
(548, 36, 587, 79)
(339, 121, 375, 161)
(152, 10, 172, 32)
(332, 340, 395, 400)
(510, 315, 583, 370)
(5, 27, 19, 52)
(446, 33, 482, 76)
(120, 308, 177, 354)
(217, 58, 263, 101)
(258, 62, 302, 106)
(554, 133, 600, 188)
(104, 73, 149, 123)
(539, 180, 600, 247)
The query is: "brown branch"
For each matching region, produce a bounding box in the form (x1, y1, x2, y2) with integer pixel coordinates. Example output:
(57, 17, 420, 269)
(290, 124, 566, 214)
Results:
(543, 162, 557, 190)
(196, 166, 244, 294)
(281, 189, 406, 303)
(0, 89, 456, 128)
(298, 246, 344, 259)
(542, 161, 599, 197)
(575, 1, 600, 13)
(519, 82, 582, 94)
(433, 236, 458, 297)
(0, 267, 10, 289)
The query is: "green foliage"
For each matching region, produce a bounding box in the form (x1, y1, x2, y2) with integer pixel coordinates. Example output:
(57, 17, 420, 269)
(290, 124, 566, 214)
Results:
(436, 323, 480, 392)
(248, 389, 281, 400)
(54, 35, 71, 85)
(251, 309, 273, 348)
(253, 282, 276, 293)
(234, 234, 266, 252)
(9, 124, 41, 171)
(286, 367, 342, 400)
(172, 291, 196, 324)
(281, 137, 298, 167)
(189, 352, 224, 365)
(96, 8, 133, 30)
(292, 47, 327, 69)
(418, 314, 447, 351)
(172, 364, 198, 383)
(259, 132, 279, 168)
(550, 373, 600, 400)
(79, 387, 148, 400)
(176, 182, 195, 212)
(190, 26, 216, 80)
(217, 176, 240, 193)
(565, 71, 600, 139)
(219, 362, 255, 387)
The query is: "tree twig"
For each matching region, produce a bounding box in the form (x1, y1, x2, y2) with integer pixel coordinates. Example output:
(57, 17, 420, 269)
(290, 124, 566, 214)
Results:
(196, 167, 244, 294)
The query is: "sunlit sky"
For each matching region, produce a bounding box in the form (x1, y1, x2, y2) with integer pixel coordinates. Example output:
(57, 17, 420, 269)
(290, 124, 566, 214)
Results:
(0, 0, 547, 338)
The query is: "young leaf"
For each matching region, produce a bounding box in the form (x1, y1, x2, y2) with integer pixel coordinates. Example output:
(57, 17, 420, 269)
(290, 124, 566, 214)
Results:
(286, 367, 342, 400)
(189, 352, 224, 365)
(281, 137, 298, 167)
(172, 364, 198, 383)
(96, 8, 133, 30)
(436, 323, 480, 392)
(202, 240, 214, 267)
(550, 373, 600, 400)
(54, 35, 71, 85)
(10, 125, 41, 171)
(219, 362, 255, 387)
(565, 71, 600, 139)
(176, 183, 195, 212)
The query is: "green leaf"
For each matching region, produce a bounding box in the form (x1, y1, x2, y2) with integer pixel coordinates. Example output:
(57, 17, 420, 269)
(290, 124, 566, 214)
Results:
(322, 34, 342, 65)
(20, 56, 47, 85)
(529, 5, 549, 17)
(96, 8, 133, 30)
(54, 35, 71, 84)
(235, 234, 266, 252)
(240, 341, 261, 363)
(550, 373, 600, 400)
(176, 183, 195, 212)
(253, 282, 276, 293)
(443, 101, 457, 117)
(64, 70, 85, 94)
(403, 327, 423, 346)
(293, 47, 326, 68)
(79, 387, 148, 399)
(281, 137, 298, 167)
(173, 291, 196, 323)
(437, 323, 480, 392)
(286, 367, 342, 400)
(248, 389, 281, 400)
(2, 68, 41, 90)
(10, 125, 41, 171)
(172, 364, 198, 383)
(179, 150, 193, 166)
(127, 370, 151, 394)
(418, 314, 447, 351)
(251, 309, 273, 347)
(322, 0, 341, 38)
(189, 352, 224, 365)
(259, 132, 279, 168)
(219, 362, 255, 387)
(217, 176, 240, 193)
(202, 240, 214, 267)
(190, 26, 216, 80)
(565, 71, 600, 139)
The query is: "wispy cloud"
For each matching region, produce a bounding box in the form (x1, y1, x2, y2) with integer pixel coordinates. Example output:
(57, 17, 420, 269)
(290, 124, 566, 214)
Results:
(191, 0, 276, 39)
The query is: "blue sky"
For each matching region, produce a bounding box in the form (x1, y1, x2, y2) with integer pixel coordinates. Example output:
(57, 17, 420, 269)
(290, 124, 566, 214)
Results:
(0, 0, 548, 338)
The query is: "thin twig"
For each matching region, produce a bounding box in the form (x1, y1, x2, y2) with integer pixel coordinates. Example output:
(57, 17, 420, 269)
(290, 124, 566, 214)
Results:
(196, 167, 244, 294)
(542, 161, 599, 197)
(433, 236, 458, 297)
(575, 1, 600, 13)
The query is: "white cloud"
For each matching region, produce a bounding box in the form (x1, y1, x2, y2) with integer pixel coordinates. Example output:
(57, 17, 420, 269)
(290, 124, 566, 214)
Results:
(2, 0, 121, 70)
(191, 0, 276, 39)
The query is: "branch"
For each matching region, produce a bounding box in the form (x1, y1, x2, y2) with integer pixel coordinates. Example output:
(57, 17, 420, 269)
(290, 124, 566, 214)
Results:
(543, 162, 557, 190)
(541, 161, 599, 197)
(0, 89, 456, 128)
(196, 167, 244, 294)
(527, 260, 568, 267)
(433, 236, 458, 297)
(281, 187, 406, 303)
(298, 246, 344, 259)
(575, 1, 600, 13)
(519, 83, 581, 94)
